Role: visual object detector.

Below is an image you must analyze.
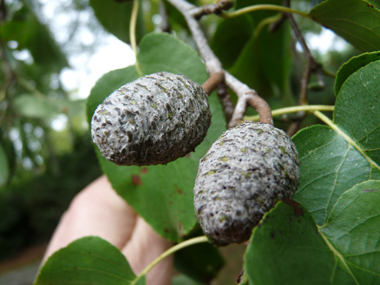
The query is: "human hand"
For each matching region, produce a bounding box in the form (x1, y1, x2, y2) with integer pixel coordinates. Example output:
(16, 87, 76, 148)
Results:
(42, 175, 174, 285)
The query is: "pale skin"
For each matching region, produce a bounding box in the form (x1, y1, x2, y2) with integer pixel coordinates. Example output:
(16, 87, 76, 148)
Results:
(43, 175, 174, 285)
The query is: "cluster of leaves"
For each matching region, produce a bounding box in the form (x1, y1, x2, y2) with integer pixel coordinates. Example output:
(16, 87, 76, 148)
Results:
(2, 0, 380, 284)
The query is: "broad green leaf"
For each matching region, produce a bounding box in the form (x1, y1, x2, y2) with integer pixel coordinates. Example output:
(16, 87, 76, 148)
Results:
(334, 60, 380, 164)
(293, 60, 380, 225)
(335, 51, 380, 95)
(89, 0, 145, 43)
(0, 143, 9, 188)
(293, 125, 371, 225)
(244, 201, 362, 285)
(34, 236, 137, 285)
(87, 33, 226, 242)
(210, 15, 254, 69)
(321, 181, 380, 284)
(309, 0, 380, 52)
(174, 241, 224, 283)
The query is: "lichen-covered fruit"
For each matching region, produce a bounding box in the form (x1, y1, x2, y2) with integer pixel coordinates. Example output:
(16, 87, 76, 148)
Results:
(193, 121, 300, 245)
(91, 72, 212, 166)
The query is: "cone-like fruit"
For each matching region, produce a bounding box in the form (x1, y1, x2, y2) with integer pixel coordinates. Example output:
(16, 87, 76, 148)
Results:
(91, 72, 212, 166)
(193, 121, 300, 245)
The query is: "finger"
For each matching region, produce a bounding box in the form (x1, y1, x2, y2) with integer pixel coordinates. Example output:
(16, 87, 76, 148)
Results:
(121, 217, 174, 285)
(43, 175, 137, 262)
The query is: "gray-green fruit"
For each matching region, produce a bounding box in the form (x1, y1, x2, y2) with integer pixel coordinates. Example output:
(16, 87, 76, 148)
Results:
(193, 121, 300, 245)
(91, 72, 212, 166)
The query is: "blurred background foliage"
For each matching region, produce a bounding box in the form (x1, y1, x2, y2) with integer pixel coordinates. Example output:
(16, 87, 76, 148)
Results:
(0, 0, 360, 265)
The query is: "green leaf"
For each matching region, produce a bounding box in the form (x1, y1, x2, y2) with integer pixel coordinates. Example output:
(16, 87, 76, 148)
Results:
(137, 33, 208, 83)
(34, 236, 137, 285)
(245, 202, 350, 285)
(309, 0, 380, 52)
(89, 0, 145, 43)
(244, 201, 358, 284)
(174, 241, 224, 283)
(334, 60, 380, 164)
(335, 52, 380, 96)
(293, 60, 380, 225)
(0, 143, 9, 188)
(321, 181, 380, 284)
(86, 33, 226, 242)
(210, 15, 254, 69)
(293, 125, 370, 225)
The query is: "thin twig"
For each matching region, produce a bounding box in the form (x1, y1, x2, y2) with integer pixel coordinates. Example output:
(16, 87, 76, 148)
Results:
(217, 82, 234, 124)
(225, 72, 273, 126)
(190, 0, 234, 19)
(131, 236, 209, 285)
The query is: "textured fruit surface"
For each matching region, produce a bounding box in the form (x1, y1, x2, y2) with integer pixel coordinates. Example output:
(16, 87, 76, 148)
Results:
(193, 121, 300, 245)
(91, 72, 212, 166)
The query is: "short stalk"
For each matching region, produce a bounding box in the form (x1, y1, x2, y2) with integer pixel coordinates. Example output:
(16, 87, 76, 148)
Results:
(131, 236, 209, 285)
(202, 72, 225, 95)
(222, 4, 309, 19)
(130, 0, 142, 77)
(245, 105, 335, 122)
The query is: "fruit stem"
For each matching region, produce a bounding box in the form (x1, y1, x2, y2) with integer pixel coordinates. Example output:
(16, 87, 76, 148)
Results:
(245, 105, 335, 122)
(202, 72, 225, 95)
(222, 4, 309, 19)
(130, 236, 209, 285)
(130, 0, 143, 77)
